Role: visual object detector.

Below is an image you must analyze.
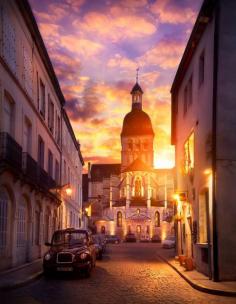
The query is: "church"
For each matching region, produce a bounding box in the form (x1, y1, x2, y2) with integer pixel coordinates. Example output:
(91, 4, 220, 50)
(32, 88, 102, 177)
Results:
(83, 79, 175, 241)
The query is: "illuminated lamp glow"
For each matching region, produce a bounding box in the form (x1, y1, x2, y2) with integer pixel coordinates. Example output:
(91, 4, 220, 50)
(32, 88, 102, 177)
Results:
(204, 168, 212, 175)
(65, 187, 72, 196)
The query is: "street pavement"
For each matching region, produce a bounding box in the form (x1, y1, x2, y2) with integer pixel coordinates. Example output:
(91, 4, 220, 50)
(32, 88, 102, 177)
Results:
(0, 243, 236, 304)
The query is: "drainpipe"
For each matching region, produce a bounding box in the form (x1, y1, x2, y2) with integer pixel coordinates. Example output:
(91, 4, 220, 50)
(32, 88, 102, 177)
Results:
(59, 108, 63, 229)
(212, 0, 220, 282)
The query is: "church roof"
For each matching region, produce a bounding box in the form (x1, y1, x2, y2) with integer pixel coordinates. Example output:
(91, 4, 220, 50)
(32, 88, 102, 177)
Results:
(90, 164, 121, 182)
(121, 108, 154, 137)
(122, 158, 153, 173)
(130, 82, 143, 94)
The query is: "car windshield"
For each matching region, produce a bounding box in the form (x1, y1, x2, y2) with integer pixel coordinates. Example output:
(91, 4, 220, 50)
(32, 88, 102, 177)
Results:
(52, 231, 87, 247)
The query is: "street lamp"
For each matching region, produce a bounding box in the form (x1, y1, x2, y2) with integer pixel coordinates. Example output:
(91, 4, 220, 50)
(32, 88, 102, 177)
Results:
(50, 183, 72, 197)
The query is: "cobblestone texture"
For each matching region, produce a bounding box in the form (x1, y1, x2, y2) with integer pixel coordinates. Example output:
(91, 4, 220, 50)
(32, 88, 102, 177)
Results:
(1, 243, 235, 304)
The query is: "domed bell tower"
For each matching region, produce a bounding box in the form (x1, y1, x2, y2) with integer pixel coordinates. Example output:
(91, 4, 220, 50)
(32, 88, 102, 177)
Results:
(120, 71, 155, 171)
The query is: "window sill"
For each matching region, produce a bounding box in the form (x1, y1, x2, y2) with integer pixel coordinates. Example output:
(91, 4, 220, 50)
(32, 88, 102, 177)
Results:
(196, 243, 208, 248)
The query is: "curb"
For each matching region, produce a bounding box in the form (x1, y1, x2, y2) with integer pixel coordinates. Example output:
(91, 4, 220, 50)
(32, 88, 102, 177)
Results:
(0, 271, 43, 291)
(157, 254, 236, 297)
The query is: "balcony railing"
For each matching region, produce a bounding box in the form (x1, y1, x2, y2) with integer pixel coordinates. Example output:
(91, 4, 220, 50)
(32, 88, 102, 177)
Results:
(0, 132, 22, 173)
(1, 133, 59, 197)
(22, 152, 38, 185)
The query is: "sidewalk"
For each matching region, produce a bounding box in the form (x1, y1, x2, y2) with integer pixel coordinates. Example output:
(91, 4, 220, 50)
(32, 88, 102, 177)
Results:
(157, 248, 236, 297)
(0, 259, 43, 291)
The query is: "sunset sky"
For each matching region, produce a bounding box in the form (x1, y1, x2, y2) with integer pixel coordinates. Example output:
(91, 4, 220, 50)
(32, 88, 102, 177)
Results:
(29, 0, 203, 170)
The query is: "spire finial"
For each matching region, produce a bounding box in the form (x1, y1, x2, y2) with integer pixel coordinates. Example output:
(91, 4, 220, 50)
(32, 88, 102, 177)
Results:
(136, 67, 139, 83)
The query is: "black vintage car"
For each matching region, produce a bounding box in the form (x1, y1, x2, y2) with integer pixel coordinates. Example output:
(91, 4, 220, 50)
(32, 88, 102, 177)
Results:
(43, 228, 96, 277)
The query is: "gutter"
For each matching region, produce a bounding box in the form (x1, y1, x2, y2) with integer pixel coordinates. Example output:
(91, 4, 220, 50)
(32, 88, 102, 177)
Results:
(212, 0, 220, 282)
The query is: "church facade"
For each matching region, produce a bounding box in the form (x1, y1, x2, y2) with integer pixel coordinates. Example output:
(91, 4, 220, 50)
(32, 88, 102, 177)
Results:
(84, 81, 174, 240)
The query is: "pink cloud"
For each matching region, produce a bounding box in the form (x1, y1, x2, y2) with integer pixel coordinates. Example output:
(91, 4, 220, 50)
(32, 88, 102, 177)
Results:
(139, 39, 185, 69)
(73, 10, 156, 43)
(151, 0, 197, 24)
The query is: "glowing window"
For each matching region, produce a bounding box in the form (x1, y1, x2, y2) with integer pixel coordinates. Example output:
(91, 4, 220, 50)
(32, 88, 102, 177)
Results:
(184, 133, 194, 174)
(117, 211, 122, 227)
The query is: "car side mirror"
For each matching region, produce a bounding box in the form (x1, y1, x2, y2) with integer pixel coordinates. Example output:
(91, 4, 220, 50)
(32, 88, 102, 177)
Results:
(45, 242, 51, 246)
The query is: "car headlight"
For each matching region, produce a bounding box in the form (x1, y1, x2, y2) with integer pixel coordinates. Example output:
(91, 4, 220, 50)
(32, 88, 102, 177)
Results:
(80, 252, 88, 259)
(44, 253, 51, 261)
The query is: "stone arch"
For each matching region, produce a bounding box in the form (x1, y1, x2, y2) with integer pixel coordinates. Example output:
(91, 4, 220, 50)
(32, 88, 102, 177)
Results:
(0, 184, 15, 269)
(34, 200, 42, 247)
(16, 193, 32, 264)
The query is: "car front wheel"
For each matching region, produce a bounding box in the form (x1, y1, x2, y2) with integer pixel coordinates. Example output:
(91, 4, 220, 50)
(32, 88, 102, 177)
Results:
(84, 262, 92, 278)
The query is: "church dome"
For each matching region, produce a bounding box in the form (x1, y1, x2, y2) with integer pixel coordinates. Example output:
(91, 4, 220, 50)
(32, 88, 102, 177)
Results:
(121, 108, 154, 137)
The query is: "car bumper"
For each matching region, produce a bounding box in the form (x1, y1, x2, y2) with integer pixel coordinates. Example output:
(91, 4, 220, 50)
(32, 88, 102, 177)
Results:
(43, 260, 91, 273)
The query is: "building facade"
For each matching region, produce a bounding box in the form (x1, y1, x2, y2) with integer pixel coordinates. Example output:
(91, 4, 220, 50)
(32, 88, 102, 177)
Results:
(171, 0, 236, 281)
(85, 82, 175, 240)
(0, 0, 83, 271)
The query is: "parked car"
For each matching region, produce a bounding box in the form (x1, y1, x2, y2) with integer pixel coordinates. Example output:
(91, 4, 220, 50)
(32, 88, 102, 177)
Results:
(140, 235, 150, 242)
(162, 236, 176, 249)
(151, 234, 161, 243)
(43, 228, 96, 277)
(92, 235, 103, 260)
(105, 235, 120, 244)
(125, 233, 136, 242)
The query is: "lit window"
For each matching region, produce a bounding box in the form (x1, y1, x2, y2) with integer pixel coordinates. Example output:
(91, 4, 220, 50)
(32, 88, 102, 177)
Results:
(135, 178, 141, 197)
(155, 211, 160, 227)
(184, 133, 194, 174)
(117, 211, 122, 227)
(199, 191, 208, 243)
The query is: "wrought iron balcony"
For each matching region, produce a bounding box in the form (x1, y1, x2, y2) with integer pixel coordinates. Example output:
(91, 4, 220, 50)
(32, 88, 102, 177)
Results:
(48, 175, 56, 189)
(0, 132, 22, 173)
(38, 166, 50, 190)
(22, 152, 38, 185)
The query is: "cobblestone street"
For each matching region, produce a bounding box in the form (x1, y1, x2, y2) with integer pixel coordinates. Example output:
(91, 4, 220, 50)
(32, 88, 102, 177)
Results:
(1, 243, 235, 304)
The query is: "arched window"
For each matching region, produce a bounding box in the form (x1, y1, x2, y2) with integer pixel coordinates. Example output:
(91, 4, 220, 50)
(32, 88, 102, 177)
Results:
(0, 189, 9, 250)
(135, 178, 141, 197)
(155, 211, 160, 227)
(34, 202, 41, 245)
(117, 211, 122, 227)
(17, 197, 28, 247)
(101, 226, 105, 234)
